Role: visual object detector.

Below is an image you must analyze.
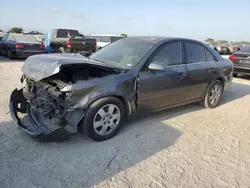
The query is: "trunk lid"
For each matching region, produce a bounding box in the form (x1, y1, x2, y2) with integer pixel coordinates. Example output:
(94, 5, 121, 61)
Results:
(22, 42, 42, 51)
(234, 52, 250, 66)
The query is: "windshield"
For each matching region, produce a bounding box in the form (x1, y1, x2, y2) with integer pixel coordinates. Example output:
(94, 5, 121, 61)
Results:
(89, 39, 155, 69)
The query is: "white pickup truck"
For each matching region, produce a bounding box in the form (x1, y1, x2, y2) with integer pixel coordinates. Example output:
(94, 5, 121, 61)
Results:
(90, 34, 125, 51)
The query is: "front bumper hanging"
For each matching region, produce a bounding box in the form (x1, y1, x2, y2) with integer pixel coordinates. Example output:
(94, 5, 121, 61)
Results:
(9, 88, 71, 141)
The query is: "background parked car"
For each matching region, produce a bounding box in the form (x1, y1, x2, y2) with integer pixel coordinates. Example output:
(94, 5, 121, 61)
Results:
(235, 43, 244, 51)
(229, 45, 250, 77)
(204, 42, 214, 49)
(227, 43, 240, 54)
(90, 34, 125, 51)
(34, 34, 45, 43)
(212, 42, 228, 54)
(44, 29, 97, 55)
(0, 32, 6, 55)
(0, 33, 45, 59)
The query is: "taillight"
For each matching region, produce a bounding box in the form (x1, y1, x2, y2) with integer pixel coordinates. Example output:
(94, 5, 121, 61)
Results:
(66, 40, 71, 48)
(15, 43, 24, 48)
(229, 55, 239, 63)
(40, 44, 45, 50)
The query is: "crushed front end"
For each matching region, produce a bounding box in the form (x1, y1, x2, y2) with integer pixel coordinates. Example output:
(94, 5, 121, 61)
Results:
(9, 54, 126, 141)
(9, 76, 78, 141)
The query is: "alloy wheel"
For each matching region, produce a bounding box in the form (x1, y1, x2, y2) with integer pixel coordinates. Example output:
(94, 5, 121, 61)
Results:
(209, 84, 222, 106)
(93, 104, 121, 136)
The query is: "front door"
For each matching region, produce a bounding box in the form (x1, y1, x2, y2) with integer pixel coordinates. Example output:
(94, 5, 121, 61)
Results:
(137, 41, 191, 111)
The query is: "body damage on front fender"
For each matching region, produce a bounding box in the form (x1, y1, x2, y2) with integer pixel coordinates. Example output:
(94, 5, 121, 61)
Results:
(9, 54, 139, 140)
(63, 72, 138, 111)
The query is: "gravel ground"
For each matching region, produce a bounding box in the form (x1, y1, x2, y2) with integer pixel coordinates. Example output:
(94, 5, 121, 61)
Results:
(0, 56, 250, 188)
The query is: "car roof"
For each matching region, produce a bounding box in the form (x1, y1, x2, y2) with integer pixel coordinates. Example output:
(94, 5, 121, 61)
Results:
(125, 36, 203, 44)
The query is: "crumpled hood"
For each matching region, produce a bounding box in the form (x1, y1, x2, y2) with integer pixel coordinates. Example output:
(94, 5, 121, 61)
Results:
(22, 53, 120, 81)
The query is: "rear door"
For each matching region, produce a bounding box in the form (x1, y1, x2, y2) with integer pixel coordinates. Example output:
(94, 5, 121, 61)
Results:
(138, 41, 191, 111)
(183, 41, 217, 100)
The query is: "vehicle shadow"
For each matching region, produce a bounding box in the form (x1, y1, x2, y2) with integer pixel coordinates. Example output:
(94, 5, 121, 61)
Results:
(0, 115, 183, 187)
(220, 79, 250, 105)
(0, 55, 25, 63)
(1, 81, 250, 188)
(235, 75, 250, 80)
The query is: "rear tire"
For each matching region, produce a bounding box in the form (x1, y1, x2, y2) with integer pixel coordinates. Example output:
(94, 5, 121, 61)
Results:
(233, 73, 238, 77)
(8, 49, 13, 59)
(80, 97, 126, 141)
(201, 80, 223, 108)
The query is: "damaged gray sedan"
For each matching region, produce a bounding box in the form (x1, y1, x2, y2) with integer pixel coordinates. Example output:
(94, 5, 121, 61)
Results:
(9, 37, 233, 141)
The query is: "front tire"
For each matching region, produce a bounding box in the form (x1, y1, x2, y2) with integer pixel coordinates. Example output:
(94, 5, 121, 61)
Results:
(80, 97, 126, 141)
(201, 80, 223, 108)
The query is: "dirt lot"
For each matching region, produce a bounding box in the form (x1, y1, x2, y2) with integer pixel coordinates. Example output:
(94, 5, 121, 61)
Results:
(0, 55, 250, 188)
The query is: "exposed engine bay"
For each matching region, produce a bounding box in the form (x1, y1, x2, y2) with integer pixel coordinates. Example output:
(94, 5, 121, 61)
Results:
(47, 64, 118, 85)
(23, 64, 121, 126)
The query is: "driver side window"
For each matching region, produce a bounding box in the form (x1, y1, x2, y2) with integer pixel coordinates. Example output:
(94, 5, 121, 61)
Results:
(151, 41, 182, 66)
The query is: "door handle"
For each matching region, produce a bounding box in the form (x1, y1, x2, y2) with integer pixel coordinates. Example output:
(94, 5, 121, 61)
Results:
(177, 72, 187, 80)
(208, 68, 216, 74)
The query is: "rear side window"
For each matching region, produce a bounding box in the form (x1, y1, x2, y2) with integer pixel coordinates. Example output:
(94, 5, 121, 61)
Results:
(205, 49, 215, 61)
(151, 41, 182, 66)
(185, 42, 206, 63)
(57, 29, 79, 37)
(7, 35, 15, 41)
(57, 30, 67, 38)
(67, 30, 79, 36)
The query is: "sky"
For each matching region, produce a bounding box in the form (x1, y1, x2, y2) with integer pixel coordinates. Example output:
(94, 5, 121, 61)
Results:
(0, 0, 250, 41)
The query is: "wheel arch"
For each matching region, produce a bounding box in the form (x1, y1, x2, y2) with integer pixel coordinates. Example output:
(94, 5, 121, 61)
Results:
(76, 94, 133, 132)
(87, 94, 132, 118)
(202, 77, 225, 100)
(216, 77, 225, 92)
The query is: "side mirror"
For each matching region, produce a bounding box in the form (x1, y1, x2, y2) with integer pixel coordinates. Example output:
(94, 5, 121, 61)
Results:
(148, 61, 166, 71)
